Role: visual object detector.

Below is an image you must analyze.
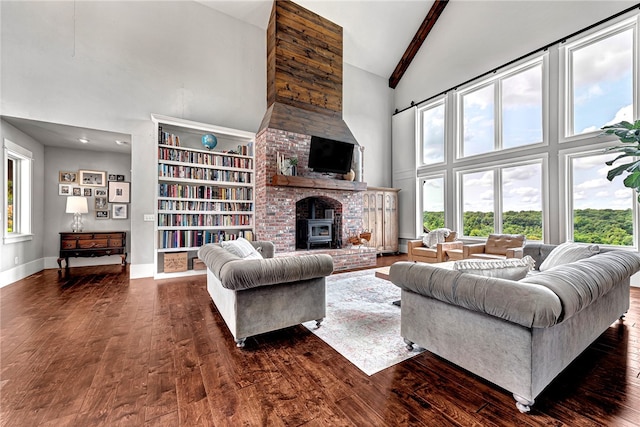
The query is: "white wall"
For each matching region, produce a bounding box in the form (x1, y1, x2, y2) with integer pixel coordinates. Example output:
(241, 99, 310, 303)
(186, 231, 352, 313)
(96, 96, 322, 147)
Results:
(343, 63, 394, 187)
(0, 1, 393, 280)
(394, 1, 637, 113)
(0, 120, 45, 285)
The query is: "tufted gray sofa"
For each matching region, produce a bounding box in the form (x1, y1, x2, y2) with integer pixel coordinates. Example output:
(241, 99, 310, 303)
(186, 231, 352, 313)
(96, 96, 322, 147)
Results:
(198, 241, 334, 348)
(390, 242, 640, 413)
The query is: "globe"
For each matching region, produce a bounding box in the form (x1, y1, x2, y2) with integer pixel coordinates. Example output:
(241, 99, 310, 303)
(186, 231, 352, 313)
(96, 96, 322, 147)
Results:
(201, 134, 218, 150)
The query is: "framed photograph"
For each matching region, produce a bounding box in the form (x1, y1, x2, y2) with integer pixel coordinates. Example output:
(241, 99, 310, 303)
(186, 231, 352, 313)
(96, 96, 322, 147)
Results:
(72, 187, 82, 196)
(96, 210, 109, 219)
(112, 203, 127, 219)
(108, 181, 130, 203)
(83, 188, 92, 197)
(116, 175, 125, 182)
(59, 171, 77, 183)
(58, 184, 72, 196)
(94, 188, 107, 197)
(95, 197, 107, 210)
(79, 170, 106, 187)
(108, 174, 117, 181)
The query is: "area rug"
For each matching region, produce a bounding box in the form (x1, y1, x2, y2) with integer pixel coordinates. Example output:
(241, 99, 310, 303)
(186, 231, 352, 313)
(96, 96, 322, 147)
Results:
(302, 269, 424, 376)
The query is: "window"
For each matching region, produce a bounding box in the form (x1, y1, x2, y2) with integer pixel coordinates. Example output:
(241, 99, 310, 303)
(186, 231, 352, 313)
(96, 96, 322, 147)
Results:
(459, 59, 544, 157)
(459, 162, 543, 239)
(419, 100, 446, 165)
(460, 170, 494, 236)
(4, 139, 32, 243)
(421, 176, 445, 231)
(563, 20, 635, 137)
(567, 151, 635, 247)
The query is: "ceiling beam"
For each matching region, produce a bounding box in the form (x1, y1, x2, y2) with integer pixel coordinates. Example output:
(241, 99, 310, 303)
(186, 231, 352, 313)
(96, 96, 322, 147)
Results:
(388, 0, 449, 89)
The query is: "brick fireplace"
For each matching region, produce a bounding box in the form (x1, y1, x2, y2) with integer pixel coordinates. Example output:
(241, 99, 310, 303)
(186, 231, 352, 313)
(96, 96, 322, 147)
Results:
(252, 1, 377, 271)
(254, 128, 377, 271)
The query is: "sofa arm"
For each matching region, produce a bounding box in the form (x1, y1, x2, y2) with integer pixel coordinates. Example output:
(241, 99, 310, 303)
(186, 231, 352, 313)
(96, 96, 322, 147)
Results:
(506, 247, 524, 259)
(463, 243, 486, 257)
(407, 240, 424, 261)
(219, 254, 334, 290)
(436, 241, 463, 262)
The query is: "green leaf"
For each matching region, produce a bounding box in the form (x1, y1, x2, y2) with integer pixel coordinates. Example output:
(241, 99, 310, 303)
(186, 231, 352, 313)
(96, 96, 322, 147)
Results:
(623, 171, 640, 189)
(607, 162, 637, 181)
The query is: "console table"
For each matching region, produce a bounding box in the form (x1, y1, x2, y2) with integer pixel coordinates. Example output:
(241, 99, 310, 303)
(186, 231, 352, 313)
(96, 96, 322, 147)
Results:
(57, 231, 127, 269)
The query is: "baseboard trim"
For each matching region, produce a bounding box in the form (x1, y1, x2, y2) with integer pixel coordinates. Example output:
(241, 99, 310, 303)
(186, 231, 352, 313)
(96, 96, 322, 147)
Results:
(0, 258, 45, 288)
(130, 263, 154, 279)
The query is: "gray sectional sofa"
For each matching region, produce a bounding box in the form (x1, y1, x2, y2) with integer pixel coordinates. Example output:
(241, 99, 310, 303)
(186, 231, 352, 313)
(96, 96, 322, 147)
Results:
(198, 241, 334, 348)
(390, 242, 640, 413)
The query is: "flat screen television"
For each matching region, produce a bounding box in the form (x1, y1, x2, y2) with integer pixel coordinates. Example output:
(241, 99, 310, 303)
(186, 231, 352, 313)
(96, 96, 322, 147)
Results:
(308, 136, 355, 174)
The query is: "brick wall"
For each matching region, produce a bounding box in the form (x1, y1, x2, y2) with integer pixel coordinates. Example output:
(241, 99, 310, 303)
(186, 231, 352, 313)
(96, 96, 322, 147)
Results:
(255, 128, 376, 270)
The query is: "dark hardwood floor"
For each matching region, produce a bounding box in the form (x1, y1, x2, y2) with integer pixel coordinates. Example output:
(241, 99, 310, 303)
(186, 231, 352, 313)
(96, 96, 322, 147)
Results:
(1, 256, 639, 426)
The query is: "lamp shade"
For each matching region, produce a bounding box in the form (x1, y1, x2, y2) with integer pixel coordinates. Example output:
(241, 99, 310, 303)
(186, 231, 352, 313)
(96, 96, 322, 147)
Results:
(65, 196, 89, 214)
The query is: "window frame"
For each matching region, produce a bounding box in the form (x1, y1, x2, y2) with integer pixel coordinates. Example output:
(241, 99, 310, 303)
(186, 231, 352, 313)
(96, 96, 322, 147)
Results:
(455, 156, 547, 240)
(417, 96, 448, 168)
(454, 54, 548, 161)
(418, 173, 447, 233)
(559, 16, 638, 143)
(4, 139, 33, 244)
(560, 145, 638, 249)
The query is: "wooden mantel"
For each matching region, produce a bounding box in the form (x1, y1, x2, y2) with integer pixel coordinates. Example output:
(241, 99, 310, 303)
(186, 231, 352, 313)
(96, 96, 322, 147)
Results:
(270, 175, 367, 192)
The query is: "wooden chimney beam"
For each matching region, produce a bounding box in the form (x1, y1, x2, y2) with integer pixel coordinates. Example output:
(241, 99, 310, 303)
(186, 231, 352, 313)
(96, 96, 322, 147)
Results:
(388, 0, 449, 89)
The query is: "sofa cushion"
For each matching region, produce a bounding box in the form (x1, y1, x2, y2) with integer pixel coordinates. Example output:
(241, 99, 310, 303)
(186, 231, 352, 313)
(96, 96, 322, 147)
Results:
(538, 242, 599, 272)
(520, 250, 640, 321)
(453, 256, 535, 280)
(220, 237, 263, 260)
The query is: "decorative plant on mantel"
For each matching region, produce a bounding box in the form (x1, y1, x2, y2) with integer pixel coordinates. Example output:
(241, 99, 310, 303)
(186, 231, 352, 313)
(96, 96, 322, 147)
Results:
(601, 120, 640, 203)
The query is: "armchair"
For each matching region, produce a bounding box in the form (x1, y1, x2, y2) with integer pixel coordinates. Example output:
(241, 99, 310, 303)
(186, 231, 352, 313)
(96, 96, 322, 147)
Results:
(408, 231, 462, 263)
(463, 233, 526, 260)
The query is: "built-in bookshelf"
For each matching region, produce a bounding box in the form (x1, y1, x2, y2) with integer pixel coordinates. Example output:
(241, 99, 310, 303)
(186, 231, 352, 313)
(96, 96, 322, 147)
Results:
(151, 114, 256, 278)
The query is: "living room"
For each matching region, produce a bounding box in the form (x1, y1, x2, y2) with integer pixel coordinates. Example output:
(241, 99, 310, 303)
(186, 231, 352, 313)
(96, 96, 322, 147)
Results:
(2, 0, 640, 425)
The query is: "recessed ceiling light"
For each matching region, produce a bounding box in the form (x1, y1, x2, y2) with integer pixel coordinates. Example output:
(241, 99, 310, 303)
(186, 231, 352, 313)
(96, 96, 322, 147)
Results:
(79, 138, 89, 144)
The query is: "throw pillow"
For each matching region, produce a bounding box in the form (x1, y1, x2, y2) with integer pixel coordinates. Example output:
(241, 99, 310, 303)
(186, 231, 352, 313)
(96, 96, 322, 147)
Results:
(538, 242, 599, 272)
(220, 237, 263, 260)
(453, 255, 536, 281)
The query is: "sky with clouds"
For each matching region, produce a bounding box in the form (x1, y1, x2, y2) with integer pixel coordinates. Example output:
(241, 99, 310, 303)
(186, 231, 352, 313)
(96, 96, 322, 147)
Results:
(423, 26, 634, 213)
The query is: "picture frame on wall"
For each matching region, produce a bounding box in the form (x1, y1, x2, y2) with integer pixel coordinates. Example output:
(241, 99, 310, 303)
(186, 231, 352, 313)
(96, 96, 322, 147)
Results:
(79, 170, 106, 187)
(59, 171, 77, 183)
(95, 197, 107, 210)
(108, 174, 117, 181)
(83, 188, 92, 197)
(116, 175, 125, 182)
(108, 181, 130, 203)
(112, 204, 127, 219)
(96, 210, 109, 219)
(95, 188, 107, 197)
(58, 184, 72, 195)
(72, 187, 82, 196)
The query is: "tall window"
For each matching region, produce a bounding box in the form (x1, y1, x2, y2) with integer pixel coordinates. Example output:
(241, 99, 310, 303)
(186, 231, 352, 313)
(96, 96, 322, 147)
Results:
(460, 59, 544, 157)
(564, 20, 635, 137)
(568, 152, 635, 246)
(461, 170, 494, 236)
(501, 163, 543, 240)
(421, 176, 445, 231)
(4, 139, 32, 243)
(419, 100, 445, 165)
(459, 162, 543, 238)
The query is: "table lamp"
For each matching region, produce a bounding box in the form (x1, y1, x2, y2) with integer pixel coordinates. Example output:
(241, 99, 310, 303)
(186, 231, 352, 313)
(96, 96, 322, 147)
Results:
(66, 196, 89, 232)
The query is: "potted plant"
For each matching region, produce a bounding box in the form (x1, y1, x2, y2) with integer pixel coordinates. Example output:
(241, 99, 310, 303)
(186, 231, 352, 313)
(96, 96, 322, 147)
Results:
(601, 119, 640, 203)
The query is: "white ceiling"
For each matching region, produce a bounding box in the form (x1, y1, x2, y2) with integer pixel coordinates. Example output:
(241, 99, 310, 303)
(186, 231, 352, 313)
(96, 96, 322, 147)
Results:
(196, 0, 434, 79)
(2, 116, 131, 154)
